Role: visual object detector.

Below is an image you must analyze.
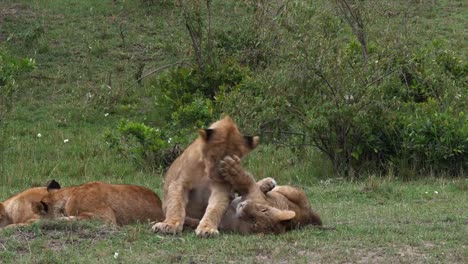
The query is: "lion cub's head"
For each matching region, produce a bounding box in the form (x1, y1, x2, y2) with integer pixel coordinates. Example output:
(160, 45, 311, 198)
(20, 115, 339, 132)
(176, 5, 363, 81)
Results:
(198, 116, 259, 180)
(33, 180, 63, 219)
(0, 203, 9, 228)
(235, 200, 296, 234)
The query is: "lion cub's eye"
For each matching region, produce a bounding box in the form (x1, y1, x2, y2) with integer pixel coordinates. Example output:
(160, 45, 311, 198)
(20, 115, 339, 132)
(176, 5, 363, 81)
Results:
(260, 208, 268, 213)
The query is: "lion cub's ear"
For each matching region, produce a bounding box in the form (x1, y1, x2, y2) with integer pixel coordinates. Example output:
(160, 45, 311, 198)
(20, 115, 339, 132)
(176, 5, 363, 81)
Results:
(244, 136, 260, 149)
(32, 201, 49, 215)
(198, 129, 215, 142)
(46, 180, 61, 191)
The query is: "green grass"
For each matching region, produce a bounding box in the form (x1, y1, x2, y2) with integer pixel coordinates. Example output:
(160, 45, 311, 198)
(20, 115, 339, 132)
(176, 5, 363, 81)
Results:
(1, 179, 467, 263)
(0, 0, 467, 263)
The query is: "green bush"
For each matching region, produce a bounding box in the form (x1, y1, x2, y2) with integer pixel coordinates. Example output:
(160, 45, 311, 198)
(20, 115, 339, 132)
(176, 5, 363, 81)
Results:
(151, 59, 250, 137)
(396, 101, 467, 176)
(105, 59, 251, 169)
(104, 119, 183, 170)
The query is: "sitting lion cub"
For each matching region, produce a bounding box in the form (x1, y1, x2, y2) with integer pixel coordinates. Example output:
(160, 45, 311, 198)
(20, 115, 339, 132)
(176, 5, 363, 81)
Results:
(152, 116, 259, 236)
(0, 187, 48, 228)
(35, 180, 164, 226)
(217, 155, 322, 234)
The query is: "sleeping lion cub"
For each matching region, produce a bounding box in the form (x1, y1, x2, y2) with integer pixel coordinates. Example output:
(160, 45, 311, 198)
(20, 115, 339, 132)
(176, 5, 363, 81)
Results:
(0, 187, 48, 228)
(152, 116, 259, 236)
(35, 180, 164, 226)
(217, 155, 322, 234)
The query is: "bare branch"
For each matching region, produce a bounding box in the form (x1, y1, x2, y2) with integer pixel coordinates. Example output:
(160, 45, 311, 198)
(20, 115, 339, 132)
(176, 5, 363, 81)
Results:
(334, 0, 368, 66)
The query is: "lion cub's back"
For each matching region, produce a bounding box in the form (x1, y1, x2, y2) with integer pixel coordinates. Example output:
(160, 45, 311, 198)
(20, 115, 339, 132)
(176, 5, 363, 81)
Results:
(75, 182, 164, 225)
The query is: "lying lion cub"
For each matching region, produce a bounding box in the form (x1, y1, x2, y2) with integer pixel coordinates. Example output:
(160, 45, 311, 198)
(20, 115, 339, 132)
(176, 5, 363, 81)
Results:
(0, 187, 48, 228)
(35, 180, 164, 226)
(216, 155, 322, 234)
(152, 116, 259, 236)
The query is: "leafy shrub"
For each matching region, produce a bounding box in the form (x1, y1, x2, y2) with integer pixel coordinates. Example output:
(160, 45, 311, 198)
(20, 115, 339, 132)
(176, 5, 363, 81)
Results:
(105, 59, 251, 169)
(104, 119, 183, 170)
(396, 101, 467, 176)
(151, 59, 250, 138)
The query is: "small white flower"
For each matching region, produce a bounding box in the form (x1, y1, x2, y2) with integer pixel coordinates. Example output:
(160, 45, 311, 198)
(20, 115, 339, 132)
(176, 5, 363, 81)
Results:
(434, 191, 438, 194)
(113, 252, 119, 259)
(375, 60, 379, 64)
(104, 113, 109, 117)
(64, 139, 69, 143)
(455, 94, 461, 99)
(167, 137, 172, 144)
(37, 133, 42, 138)
(425, 191, 429, 194)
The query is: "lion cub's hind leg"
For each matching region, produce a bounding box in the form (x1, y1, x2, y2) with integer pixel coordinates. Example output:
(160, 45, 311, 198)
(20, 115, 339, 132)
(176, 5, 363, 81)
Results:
(60, 208, 118, 225)
(272, 186, 310, 208)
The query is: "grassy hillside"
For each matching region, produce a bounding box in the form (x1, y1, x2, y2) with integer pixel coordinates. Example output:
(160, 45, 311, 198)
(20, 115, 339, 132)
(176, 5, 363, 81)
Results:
(1, 0, 467, 263)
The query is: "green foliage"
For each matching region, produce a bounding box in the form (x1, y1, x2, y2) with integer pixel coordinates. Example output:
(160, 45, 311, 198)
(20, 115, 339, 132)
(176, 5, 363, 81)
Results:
(396, 101, 467, 176)
(386, 44, 467, 176)
(219, 2, 467, 178)
(151, 60, 249, 134)
(0, 48, 36, 96)
(104, 119, 181, 170)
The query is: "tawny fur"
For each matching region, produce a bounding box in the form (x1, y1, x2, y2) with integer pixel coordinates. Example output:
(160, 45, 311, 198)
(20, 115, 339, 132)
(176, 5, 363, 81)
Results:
(0, 187, 48, 228)
(37, 181, 164, 226)
(216, 155, 322, 234)
(152, 116, 259, 236)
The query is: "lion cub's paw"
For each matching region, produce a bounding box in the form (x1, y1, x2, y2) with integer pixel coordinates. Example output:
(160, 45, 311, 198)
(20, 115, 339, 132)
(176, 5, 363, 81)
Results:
(219, 155, 242, 180)
(152, 222, 182, 235)
(5, 223, 28, 229)
(59, 216, 79, 221)
(195, 224, 220, 237)
(259, 177, 277, 193)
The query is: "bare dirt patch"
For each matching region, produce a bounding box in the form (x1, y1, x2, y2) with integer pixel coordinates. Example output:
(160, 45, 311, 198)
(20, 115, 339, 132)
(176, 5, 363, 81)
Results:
(0, 220, 119, 255)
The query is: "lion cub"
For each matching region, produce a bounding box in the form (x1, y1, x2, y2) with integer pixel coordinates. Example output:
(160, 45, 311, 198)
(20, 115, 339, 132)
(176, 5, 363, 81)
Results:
(152, 116, 259, 236)
(217, 155, 322, 234)
(36, 180, 164, 226)
(0, 187, 48, 228)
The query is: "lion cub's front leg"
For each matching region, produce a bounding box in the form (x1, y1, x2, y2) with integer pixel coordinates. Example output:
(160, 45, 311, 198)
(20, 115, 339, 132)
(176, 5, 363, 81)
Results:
(219, 155, 258, 196)
(195, 182, 230, 237)
(152, 183, 187, 234)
